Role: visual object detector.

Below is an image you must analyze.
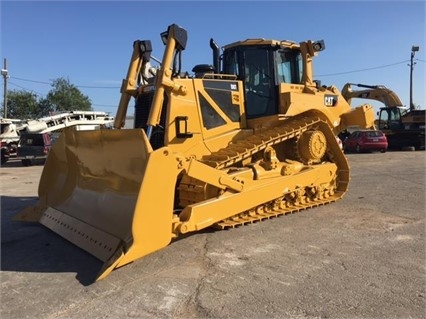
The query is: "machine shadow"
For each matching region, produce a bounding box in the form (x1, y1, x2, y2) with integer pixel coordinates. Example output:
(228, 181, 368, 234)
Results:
(1, 195, 102, 286)
(1, 195, 220, 286)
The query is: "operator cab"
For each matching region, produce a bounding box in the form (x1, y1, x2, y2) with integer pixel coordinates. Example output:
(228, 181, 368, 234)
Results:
(377, 107, 404, 130)
(222, 41, 303, 119)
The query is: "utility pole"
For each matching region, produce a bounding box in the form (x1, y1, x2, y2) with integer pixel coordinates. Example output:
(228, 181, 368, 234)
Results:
(1, 58, 8, 118)
(409, 45, 419, 111)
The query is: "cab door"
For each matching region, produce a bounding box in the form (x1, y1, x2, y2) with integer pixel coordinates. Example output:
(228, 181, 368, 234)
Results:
(223, 46, 278, 120)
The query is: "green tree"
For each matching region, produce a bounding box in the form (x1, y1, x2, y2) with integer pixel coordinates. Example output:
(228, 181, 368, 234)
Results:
(45, 77, 92, 112)
(37, 97, 55, 117)
(2, 77, 93, 119)
(1, 90, 39, 119)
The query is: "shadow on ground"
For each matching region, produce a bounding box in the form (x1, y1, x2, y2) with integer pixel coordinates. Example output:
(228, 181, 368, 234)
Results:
(1, 195, 102, 285)
(1, 195, 218, 286)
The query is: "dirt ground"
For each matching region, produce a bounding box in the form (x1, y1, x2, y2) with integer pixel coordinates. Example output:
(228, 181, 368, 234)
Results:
(1, 151, 425, 319)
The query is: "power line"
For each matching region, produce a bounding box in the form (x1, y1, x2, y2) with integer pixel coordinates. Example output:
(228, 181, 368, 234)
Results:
(8, 81, 45, 96)
(317, 60, 410, 77)
(7, 58, 422, 108)
(11, 58, 417, 86)
(10, 57, 418, 85)
(8, 81, 117, 108)
(10, 76, 51, 85)
(10, 76, 120, 89)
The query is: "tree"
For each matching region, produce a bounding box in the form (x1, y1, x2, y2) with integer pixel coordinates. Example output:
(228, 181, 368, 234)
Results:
(1, 90, 39, 119)
(45, 77, 92, 112)
(2, 77, 93, 119)
(37, 97, 55, 117)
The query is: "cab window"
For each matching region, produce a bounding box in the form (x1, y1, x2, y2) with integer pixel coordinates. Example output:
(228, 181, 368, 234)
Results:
(276, 50, 302, 84)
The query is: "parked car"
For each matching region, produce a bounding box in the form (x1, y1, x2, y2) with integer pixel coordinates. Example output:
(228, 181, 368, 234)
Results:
(17, 133, 53, 166)
(336, 136, 343, 151)
(343, 130, 388, 153)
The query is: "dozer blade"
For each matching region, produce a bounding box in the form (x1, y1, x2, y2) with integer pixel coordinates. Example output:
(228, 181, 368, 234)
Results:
(16, 127, 178, 281)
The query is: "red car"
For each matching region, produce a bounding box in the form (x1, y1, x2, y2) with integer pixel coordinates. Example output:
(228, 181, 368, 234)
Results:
(343, 130, 388, 153)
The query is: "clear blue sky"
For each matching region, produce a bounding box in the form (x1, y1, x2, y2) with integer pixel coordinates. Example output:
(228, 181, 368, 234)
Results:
(1, 1, 425, 117)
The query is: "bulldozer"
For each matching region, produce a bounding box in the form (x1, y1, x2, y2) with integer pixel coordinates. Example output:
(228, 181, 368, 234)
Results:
(16, 24, 375, 282)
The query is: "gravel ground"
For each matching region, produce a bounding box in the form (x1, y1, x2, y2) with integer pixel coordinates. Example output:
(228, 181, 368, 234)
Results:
(1, 151, 425, 319)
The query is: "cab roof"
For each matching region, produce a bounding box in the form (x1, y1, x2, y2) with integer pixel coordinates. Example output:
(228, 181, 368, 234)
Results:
(223, 38, 299, 50)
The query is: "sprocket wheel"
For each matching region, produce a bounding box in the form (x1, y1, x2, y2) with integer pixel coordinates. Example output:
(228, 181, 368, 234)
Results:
(297, 130, 327, 164)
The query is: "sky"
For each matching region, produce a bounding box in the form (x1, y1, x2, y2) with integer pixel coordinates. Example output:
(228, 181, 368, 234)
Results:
(1, 0, 425, 118)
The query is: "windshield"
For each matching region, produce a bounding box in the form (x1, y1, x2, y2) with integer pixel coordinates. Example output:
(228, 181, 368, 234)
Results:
(379, 108, 403, 130)
(276, 49, 303, 84)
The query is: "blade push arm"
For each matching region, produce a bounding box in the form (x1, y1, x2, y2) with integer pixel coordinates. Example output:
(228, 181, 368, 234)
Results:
(146, 24, 188, 139)
(114, 40, 153, 129)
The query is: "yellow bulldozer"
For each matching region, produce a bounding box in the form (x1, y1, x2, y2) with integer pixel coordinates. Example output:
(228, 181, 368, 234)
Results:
(16, 24, 375, 281)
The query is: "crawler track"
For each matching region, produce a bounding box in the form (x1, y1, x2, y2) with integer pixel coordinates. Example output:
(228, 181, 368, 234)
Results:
(200, 115, 349, 228)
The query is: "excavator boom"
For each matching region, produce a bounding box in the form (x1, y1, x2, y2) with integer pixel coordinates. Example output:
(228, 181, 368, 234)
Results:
(341, 83, 404, 108)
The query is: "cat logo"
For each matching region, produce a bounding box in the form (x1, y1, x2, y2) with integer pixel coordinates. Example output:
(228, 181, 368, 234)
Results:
(324, 95, 338, 106)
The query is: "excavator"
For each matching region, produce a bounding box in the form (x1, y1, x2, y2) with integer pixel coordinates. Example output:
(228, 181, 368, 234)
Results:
(16, 24, 376, 282)
(342, 83, 425, 150)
